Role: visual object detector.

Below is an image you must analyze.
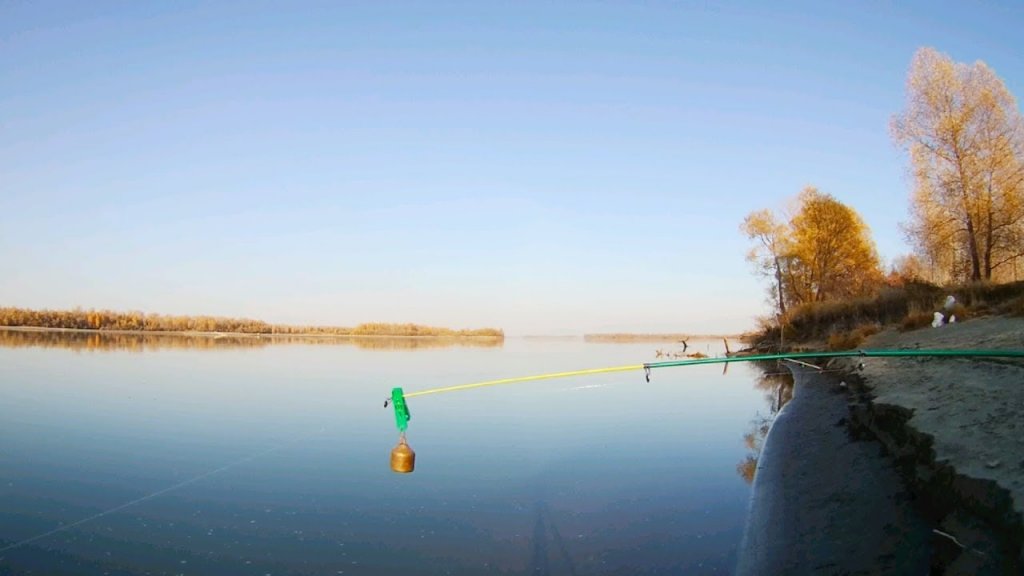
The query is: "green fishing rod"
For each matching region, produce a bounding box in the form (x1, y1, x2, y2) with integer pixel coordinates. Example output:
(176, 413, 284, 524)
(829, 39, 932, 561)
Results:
(383, 348, 1024, 473)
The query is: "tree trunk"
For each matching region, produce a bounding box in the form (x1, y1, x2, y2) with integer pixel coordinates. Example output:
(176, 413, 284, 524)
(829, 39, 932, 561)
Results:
(984, 202, 994, 280)
(980, 185, 994, 280)
(984, 231, 993, 280)
(773, 257, 786, 316)
(965, 215, 983, 281)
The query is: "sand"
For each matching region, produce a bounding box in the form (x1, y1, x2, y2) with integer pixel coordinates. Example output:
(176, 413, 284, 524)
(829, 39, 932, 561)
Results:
(837, 316, 1024, 571)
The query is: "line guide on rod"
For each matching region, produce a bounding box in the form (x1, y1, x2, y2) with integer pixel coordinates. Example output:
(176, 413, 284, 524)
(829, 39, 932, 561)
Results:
(383, 348, 1024, 473)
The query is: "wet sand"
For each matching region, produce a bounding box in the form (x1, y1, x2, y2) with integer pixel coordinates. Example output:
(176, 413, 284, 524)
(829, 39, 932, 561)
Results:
(735, 365, 931, 575)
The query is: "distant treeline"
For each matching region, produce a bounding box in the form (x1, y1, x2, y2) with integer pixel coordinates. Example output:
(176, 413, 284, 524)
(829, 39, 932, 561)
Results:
(0, 328, 503, 353)
(0, 307, 504, 339)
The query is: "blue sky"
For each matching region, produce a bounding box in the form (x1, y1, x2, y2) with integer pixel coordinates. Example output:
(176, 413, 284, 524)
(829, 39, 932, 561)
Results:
(2, 1, 1022, 334)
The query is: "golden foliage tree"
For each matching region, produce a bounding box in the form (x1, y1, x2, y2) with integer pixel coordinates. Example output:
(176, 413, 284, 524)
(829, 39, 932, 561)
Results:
(743, 188, 882, 312)
(891, 47, 1024, 282)
(787, 188, 883, 303)
(889, 253, 930, 284)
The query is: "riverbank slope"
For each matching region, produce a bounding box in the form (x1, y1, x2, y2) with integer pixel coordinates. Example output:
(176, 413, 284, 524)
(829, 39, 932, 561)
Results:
(837, 316, 1024, 573)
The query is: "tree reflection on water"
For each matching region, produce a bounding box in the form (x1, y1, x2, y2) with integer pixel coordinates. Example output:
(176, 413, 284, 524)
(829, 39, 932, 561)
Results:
(737, 363, 794, 484)
(0, 328, 503, 353)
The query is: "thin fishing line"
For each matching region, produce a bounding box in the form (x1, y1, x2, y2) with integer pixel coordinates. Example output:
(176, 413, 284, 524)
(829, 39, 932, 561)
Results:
(0, 429, 320, 556)
(782, 358, 824, 370)
(400, 349, 1024, 399)
(403, 364, 643, 398)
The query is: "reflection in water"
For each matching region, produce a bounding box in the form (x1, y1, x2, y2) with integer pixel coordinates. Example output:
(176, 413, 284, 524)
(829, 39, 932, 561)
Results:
(0, 328, 503, 353)
(345, 336, 501, 350)
(0, 337, 763, 574)
(736, 363, 794, 484)
(528, 501, 578, 576)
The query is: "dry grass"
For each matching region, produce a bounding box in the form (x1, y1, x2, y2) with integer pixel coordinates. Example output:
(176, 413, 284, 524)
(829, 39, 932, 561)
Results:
(900, 312, 936, 332)
(769, 281, 943, 343)
(948, 303, 969, 321)
(826, 323, 880, 350)
(953, 280, 1024, 308)
(998, 296, 1024, 317)
(858, 323, 881, 338)
(749, 280, 1024, 347)
(828, 331, 865, 350)
(900, 303, 969, 332)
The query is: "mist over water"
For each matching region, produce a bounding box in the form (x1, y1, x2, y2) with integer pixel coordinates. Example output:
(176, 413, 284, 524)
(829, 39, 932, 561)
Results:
(0, 332, 771, 575)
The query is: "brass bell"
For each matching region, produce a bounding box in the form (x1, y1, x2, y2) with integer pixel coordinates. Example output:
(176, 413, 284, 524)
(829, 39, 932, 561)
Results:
(390, 436, 415, 474)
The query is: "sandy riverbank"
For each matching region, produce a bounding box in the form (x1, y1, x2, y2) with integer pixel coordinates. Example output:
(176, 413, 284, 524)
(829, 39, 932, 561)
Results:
(835, 316, 1024, 573)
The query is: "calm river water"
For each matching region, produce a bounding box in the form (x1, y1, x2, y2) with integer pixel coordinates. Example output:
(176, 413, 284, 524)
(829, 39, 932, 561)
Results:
(0, 331, 784, 575)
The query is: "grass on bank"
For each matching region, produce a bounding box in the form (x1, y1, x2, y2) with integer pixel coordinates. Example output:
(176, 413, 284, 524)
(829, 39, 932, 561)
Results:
(747, 280, 1024, 350)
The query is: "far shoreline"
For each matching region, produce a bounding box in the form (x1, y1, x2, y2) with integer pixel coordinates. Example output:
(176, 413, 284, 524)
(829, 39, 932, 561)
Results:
(0, 326, 504, 341)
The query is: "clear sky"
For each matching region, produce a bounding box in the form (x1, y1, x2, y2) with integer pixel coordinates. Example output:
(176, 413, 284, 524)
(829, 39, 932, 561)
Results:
(2, 1, 1022, 335)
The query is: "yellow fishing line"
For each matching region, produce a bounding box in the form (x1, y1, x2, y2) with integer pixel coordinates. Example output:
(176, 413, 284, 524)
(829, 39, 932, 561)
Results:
(401, 348, 1024, 400)
(404, 363, 645, 398)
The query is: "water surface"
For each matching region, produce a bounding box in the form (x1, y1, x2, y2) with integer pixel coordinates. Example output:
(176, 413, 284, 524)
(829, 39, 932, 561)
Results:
(0, 332, 777, 575)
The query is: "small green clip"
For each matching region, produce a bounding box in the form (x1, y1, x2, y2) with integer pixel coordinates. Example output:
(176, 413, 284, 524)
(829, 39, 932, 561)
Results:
(391, 387, 411, 432)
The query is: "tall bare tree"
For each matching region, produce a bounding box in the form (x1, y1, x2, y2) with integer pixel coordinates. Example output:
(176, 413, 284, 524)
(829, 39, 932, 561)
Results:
(741, 209, 790, 317)
(892, 47, 1024, 281)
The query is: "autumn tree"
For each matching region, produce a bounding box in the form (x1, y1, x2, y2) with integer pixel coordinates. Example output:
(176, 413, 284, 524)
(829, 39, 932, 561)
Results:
(736, 370, 793, 484)
(889, 253, 929, 284)
(743, 188, 882, 312)
(891, 47, 1024, 282)
(741, 209, 791, 317)
(787, 188, 883, 302)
